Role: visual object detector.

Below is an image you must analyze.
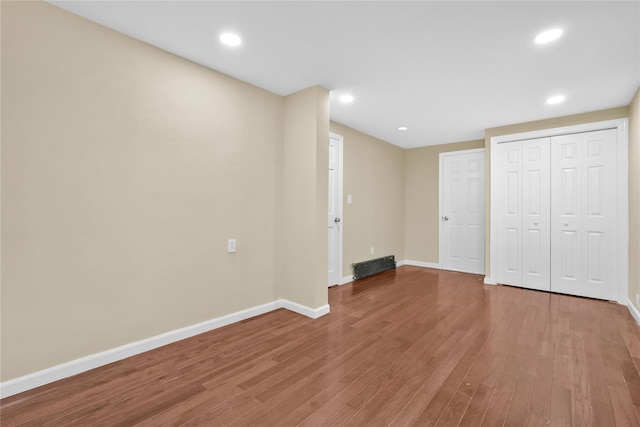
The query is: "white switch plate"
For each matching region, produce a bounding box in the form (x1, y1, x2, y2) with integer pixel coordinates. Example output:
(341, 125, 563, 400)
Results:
(370, 246, 375, 255)
(228, 239, 236, 253)
(347, 194, 353, 205)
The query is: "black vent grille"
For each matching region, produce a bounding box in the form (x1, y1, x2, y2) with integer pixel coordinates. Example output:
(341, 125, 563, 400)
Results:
(353, 255, 396, 280)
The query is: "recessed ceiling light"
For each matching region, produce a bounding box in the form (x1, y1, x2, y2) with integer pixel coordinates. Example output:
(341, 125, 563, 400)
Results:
(398, 127, 408, 131)
(535, 28, 563, 44)
(220, 32, 242, 47)
(339, 94, 354, 103)
(546, 95, 566, 105)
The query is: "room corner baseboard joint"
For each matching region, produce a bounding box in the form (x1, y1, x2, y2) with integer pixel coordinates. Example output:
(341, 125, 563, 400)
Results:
(627, 299, 640, 326)
(403, 260, 440, 269)
(339, 275, 354, 285)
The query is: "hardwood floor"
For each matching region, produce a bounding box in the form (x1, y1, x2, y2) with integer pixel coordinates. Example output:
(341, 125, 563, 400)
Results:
(3, 266, 640, 426)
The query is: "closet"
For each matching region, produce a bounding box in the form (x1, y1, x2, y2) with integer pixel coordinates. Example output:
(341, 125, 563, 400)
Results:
(494, 128, 619, 301)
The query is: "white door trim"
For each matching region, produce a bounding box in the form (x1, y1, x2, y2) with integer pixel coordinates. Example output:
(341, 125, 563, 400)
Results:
(439, 148, 486, 274)
(488, 118, 629, 304)
(328, 132, 344, 286)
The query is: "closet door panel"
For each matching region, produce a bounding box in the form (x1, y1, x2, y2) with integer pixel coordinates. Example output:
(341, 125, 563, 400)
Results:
(551, 137, 582, 296)
(582, 130, 617, 300)
(522, 138, 551, 291)
(550, 129, 617, 300)
(496, 138, 551, 290)
(496, 142, 522, 286)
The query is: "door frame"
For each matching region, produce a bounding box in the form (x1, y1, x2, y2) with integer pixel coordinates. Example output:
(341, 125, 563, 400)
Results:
(438, 148, 486, 274)
(488, 118, 629, 305)
(328, 132, 344, 286)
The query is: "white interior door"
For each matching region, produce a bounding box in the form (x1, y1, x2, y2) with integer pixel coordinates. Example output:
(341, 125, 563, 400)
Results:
(550, 129, 617, 300)
(328, 133, 343, 286)
(440, 149, 485, 274)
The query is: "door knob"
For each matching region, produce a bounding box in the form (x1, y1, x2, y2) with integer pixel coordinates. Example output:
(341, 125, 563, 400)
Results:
(334, 217, 341, 223)
(443, 216, 449, 221)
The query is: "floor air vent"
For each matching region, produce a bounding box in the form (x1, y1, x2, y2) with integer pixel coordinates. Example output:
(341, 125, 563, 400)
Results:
(353, 255, 396, 280)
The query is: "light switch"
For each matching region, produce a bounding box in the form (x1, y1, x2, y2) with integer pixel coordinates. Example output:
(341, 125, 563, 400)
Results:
(347, 194, 353, 205)
(228, 239, 236, 253)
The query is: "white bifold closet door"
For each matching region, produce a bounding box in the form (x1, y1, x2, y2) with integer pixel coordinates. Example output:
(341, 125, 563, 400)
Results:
(550, 129, 617, 300)
(495, 128, 618, 301)
(496, 137, 550, 291)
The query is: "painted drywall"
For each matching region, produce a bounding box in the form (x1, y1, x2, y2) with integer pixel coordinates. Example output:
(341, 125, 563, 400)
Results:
(1, 1, 286, 381)
(629, 87, 640, 307)
(404, 140, 485, 264)
(330, 122, 405, 278)
(0, 0, 4, 374)
(484, 106, 630, 278)
(279, 86, 329, 309)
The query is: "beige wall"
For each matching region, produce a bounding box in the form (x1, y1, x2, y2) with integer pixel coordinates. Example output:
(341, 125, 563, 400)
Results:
(1, 1, 319, 381)
(629, 87, 640, 308)
(0, 0, 4, 373)
(279, 87, 329, 308)
(404, 140, 485, 264)
(330, 122, 405, 278)
(484, 106, 630, 277)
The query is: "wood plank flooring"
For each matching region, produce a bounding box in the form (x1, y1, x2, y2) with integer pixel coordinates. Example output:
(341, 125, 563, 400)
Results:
(3, 266, 640, 426)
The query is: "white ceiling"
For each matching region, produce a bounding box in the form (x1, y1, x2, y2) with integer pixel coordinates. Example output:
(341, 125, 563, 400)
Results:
(47, 1, 639, 149)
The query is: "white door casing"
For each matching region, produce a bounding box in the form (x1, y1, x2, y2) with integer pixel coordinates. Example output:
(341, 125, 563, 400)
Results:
(439, 149, 485, 274)
(328, 133, 343, 286)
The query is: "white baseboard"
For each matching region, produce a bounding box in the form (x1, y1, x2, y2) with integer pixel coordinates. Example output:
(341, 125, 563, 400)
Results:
(0, 298, 328, 399)
(484, 277, 497, 285)
(628, 298, 640, 326)
(403, 260, 440, 269)
(404, 261, 492, 279)
(339, 275, 354, 285)
(338, 259, 413, 285)
(280, 300, 330, 319)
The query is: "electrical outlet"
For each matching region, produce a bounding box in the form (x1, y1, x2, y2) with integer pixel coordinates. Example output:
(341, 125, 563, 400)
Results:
(228, 239, 236, 253)
(370, 246, 375, 255)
